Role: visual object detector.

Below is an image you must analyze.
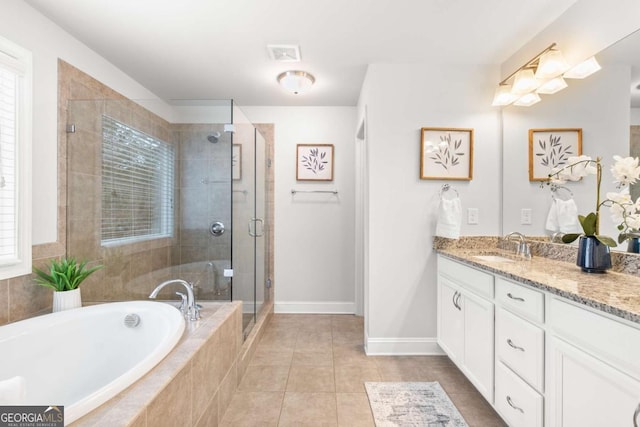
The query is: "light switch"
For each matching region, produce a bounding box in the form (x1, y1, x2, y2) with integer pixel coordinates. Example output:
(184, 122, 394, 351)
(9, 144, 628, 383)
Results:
(467, 208, 479, 225)
(521, 208, 532, 225)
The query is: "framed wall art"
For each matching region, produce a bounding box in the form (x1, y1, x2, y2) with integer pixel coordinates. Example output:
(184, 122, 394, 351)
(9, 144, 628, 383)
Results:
(232, 144, 242, 180)
(296, 144, 334, 181)
(420, 127, 473, 180)
(529, 128, 582, 181)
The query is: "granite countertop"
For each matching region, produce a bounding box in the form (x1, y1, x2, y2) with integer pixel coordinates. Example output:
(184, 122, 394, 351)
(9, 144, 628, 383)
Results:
(437, 246, 640, 324)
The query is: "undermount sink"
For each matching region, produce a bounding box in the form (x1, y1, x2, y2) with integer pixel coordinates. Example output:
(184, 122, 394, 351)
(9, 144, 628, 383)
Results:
(473, 255, 515, 263)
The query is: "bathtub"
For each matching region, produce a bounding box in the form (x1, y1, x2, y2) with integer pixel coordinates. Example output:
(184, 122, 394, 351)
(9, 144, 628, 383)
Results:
(0, 301, 185, 425)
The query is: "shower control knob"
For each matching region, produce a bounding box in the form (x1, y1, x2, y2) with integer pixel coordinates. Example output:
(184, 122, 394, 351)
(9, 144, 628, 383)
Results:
(210, 221, 225, 236)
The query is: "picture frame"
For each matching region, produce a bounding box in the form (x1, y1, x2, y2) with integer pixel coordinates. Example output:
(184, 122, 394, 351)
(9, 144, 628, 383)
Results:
(529, 128, 582, 181)
(420, 127, 473, 180)
(296, 144, 334, 181)
(232, 144, 242, 180)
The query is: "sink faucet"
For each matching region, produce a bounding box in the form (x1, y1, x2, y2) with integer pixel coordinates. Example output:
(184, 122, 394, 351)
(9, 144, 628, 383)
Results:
(502, 231, 531, 259)
(149, 279, 200, 321)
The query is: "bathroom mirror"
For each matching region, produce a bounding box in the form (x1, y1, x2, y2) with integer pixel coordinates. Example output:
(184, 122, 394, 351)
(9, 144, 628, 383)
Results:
(501, 28, 640, 251)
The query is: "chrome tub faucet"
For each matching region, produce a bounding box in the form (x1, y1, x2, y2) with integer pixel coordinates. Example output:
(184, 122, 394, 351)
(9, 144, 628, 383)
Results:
(149, 279, 200, 321)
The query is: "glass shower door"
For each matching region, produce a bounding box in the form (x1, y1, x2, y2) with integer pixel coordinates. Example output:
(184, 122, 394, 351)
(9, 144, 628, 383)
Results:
(232, 103, 266, 336)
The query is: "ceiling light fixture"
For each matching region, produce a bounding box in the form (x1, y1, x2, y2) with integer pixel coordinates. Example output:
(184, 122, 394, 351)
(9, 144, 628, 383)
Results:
(277, 70, 315, 95)
(492, 43, 601, 107)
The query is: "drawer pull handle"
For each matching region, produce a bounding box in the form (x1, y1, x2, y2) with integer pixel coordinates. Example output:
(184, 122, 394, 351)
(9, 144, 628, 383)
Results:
(507, 339, 525, 352)
(634, 401, 640, 427)
(455, 292, 462, 311)
(507, 293, 525, 302)
(507, 396, 524, 414)
(452, 291, 458, 309)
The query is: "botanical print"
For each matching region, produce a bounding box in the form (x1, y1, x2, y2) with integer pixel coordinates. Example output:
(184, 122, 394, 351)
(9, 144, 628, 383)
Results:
(296, 144, 334, 181)
(430, 133, 465, 171)
(420, 128, 473, 180)
(529, 129, 582, 181)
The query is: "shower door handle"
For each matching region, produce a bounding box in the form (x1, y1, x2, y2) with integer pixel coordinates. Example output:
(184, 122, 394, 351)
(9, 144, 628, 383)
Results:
(248, 218, 264, 237)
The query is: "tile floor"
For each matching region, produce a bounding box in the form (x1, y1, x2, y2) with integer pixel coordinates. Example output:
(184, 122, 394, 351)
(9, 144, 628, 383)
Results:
(220, 314, 506, 426)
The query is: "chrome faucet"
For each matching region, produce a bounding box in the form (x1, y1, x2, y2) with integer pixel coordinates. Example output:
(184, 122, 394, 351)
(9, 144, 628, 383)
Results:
(502, 231, 531, 259)
(149, 279, 200, 321)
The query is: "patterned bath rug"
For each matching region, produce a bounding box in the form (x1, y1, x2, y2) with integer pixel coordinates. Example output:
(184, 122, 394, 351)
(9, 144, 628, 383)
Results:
(365, 381, 469, 427)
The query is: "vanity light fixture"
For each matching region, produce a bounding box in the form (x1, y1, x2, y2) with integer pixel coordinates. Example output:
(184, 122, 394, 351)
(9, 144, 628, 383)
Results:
(514, 92, 541, 107)
(491, 85, 519, 106)
(492, 43, 601, 107)
(512, 68, 539, 95)
(537, 76, 568, 94)
(535, 49, 570, 79)
(564, 56, 601, 79)
(277, 70, 315, 95)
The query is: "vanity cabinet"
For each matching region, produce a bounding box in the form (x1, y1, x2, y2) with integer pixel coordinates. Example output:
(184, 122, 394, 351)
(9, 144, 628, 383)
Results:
(437, 254, 640, 427)
(437, 257, 494, 403)
(546, 298, 640, 427)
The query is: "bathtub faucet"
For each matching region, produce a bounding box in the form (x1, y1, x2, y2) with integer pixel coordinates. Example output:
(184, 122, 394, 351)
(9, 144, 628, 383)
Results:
(149, 279, 200, 321)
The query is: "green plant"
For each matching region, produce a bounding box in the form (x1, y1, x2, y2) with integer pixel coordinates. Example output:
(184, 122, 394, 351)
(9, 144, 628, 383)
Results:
(33, 257, 103, 292)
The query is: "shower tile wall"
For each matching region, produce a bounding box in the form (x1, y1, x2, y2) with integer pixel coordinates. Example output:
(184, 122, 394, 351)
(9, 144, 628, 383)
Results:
(173, 124, 232, 300)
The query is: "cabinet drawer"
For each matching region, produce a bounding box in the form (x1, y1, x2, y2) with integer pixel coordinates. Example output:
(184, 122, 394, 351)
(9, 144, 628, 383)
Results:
(496, 308, 544, 392)
(496, 278, 544, 323)
(549, 297, 640, 381)
(495, 362, 544, 427)
(438, 256, 494, 299)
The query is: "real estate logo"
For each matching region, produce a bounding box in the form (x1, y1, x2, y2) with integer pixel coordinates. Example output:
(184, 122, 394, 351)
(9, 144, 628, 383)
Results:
(0, 406, 64, 427)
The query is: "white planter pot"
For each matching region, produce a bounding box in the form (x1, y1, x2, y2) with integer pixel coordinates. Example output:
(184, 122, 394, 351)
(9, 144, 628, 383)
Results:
(52, 288, 82, 312)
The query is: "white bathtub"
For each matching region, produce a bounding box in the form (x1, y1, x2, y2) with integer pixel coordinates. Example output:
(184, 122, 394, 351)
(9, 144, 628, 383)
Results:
(0, 301, 185, 425)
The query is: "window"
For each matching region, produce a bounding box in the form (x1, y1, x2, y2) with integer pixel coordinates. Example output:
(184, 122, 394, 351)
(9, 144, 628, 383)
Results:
(0, 37, 31, 280)
(101, 115, 174, 246)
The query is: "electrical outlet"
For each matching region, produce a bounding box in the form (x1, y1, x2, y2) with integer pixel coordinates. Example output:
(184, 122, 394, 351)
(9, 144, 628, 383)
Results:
(467, 208, 479, 225)
(521, 208, 532, 225)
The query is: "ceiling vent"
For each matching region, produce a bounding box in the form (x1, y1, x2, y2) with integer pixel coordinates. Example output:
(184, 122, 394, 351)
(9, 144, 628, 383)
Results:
(267, 44, 301, 62)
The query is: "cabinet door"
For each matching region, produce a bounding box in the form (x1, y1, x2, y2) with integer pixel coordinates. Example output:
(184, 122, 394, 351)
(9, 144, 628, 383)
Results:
(438, 277, 464, 364)
(463, 290, 495, 403)
(547, 336, 640, 427)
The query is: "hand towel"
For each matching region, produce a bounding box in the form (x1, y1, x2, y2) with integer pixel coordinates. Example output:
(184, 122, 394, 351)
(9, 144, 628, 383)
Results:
(556, 198, 581, 234)
(436, 197, 461, 239)
(0, 375, 26, 404)
(545, 199, 559, 232)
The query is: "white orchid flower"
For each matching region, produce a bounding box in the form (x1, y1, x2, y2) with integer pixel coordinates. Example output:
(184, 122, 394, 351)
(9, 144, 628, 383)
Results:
(606, 191, 632, 223)
(611, 155, 640, 187)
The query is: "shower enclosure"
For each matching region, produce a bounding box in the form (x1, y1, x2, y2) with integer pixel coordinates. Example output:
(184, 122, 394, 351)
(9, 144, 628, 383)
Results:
(65, 97, 270, 338)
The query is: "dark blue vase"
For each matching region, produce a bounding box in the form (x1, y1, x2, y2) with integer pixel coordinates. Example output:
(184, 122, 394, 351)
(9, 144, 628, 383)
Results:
(577, 236, 611, 273)
(627, 237, 640, 253)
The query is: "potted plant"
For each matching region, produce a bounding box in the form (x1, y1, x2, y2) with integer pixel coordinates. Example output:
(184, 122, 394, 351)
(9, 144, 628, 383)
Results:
(547, 155, 640, 272)
(33, 257, 103, 312)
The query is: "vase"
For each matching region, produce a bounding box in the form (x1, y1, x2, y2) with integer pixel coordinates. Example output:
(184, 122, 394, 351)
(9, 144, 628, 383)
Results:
(52, 288, 82, 312)
(576, 236, 611, 273)
(627, 237, 640, 254)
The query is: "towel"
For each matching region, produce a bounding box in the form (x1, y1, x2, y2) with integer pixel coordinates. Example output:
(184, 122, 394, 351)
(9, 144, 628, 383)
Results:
(546, 198, 580, 234)
(0, 375, 26, 404)
(436, 197, 462, 239)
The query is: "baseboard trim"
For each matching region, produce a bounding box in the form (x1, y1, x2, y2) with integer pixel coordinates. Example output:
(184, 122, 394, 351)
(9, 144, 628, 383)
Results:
(274, 301, 355, 314)
(365, 337, 445, 355)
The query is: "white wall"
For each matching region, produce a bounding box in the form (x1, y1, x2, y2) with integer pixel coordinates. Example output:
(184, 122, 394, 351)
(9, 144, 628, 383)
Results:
(632, 108, 640, 125)
(1, 1, 168, 245)
(358, 63, 502, 354)
(242, 106, 357, 313)
(503, 66, 631, 242)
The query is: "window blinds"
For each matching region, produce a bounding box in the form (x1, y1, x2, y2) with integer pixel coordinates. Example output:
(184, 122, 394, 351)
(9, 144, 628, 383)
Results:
(101, 115, 174, 245)
(0, 65, 18, 264)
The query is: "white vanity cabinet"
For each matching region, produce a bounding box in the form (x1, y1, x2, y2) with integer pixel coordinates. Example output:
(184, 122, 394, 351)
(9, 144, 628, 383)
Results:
(437, 254, 640, 427)
(546, 298, 640, 427)
(437, 256, 495, 403)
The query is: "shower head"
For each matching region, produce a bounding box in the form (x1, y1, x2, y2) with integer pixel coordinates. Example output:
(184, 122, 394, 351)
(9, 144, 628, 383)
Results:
(207, 132, 221, 143)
